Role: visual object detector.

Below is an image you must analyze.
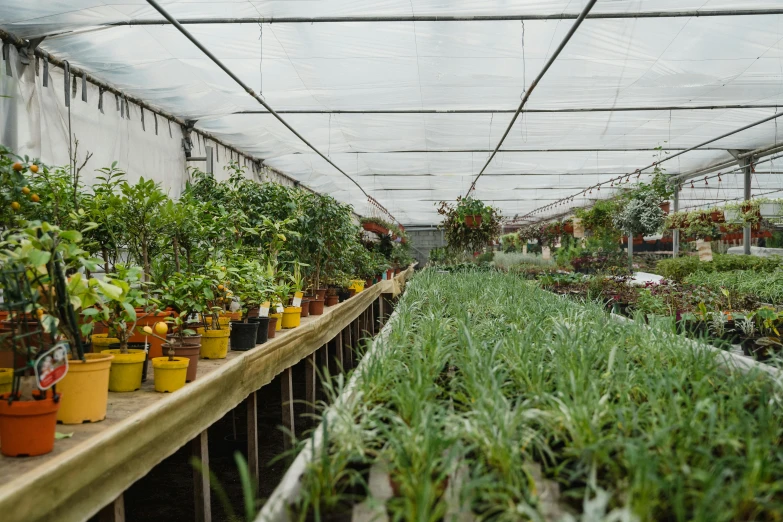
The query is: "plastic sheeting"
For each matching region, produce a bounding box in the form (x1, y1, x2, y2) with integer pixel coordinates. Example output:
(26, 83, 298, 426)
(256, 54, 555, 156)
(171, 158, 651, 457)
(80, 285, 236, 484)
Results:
(4, 2, 783, 223)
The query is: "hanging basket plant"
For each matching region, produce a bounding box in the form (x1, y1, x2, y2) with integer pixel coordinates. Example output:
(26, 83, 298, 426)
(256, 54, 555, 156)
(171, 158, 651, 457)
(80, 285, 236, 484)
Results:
(360, 217, 391, 236)
(437, 197, 501, 254)
(455, 197, 488, 229)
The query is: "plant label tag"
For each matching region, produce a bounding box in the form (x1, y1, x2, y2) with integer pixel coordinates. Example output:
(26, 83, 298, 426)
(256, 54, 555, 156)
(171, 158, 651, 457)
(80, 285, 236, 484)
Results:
(542, 247, 551, 260)
(522, 244, 528, 255)
(276, 304, 284, 314)
(259, 306, 270, 317)
(292, 297, 302, 307)
(34, 342, 69, 390)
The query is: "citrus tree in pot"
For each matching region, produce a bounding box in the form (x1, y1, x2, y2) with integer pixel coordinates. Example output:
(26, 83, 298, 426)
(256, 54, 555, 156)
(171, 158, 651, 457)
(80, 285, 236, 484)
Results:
(198, 261, 233, 359)
(156, 272, 208, 381)
(91, 265, 153, 392)
(0, 222, 115, 450)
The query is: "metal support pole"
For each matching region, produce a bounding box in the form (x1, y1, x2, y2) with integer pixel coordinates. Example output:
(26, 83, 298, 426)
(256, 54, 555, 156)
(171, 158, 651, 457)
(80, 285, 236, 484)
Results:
(205, 145, 214, 175)
(191, 430, 211, 522)
(672, 188, 680, 258)
(743, 158, 753, 255)
(627, 230, 634, 272)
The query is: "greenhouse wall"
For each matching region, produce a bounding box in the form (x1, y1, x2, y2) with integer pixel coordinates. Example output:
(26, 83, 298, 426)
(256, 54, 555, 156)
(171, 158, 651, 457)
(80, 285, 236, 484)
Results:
(0, 45, 293, 194)
(405, 226, 445, 265)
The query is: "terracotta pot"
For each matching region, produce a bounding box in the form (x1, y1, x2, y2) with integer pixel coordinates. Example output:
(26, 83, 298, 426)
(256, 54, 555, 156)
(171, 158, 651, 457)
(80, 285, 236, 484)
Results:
(659, 202, 671, 214)
(0, 390, 60, 457)
(245, 307, 260, 319)
(309, 298, 325, 316)
(347, 289, 357, 298)
(395, 268, 401, 275)
(129, 310, 174, 360)
(386, 269, 394, 280)
(300, 299, 311, 318)
(464, 215, 482, 228)
(325, 295, 340, 307)
(710, 210, 725, 223)
(315, 288, 328, 300)
(162, 342, 201, 382)
(267, 316, 279, 339)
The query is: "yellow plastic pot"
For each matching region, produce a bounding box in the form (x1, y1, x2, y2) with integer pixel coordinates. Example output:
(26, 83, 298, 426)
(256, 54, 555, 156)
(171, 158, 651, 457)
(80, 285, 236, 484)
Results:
(0, 368, 12, 394)
(152, 357, 189, 393)
(101, 349, 146, 392)
(91, 334, 120, 353)
(204, 316, 231, 327)
(281, 307, 302, 329)
(270, 312, 283, 331)
(57, 353, 114, 424)
(349, 280, 365, 293)
(197, 328, 230, 359)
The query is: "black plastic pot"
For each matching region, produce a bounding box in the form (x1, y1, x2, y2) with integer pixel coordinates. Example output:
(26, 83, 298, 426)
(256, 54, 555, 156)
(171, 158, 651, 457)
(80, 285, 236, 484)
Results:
(230, 321, 259, 351)
(337, 289, 350, 303)
(108, 342, 150, 382)
(248, 317, 270, 345)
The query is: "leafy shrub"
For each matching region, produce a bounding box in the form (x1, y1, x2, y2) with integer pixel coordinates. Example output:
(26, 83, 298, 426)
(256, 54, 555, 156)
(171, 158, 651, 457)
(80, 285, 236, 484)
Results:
(656, 254, 783, 281)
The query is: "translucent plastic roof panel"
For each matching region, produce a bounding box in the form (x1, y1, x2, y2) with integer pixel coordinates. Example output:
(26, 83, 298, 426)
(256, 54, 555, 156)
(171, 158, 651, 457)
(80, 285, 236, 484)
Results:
(5, 2, 783, 223)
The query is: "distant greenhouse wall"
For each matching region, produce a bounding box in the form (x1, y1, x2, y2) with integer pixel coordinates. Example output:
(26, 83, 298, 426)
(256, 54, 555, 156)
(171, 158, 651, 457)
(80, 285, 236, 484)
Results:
(405, 226, 446, 265)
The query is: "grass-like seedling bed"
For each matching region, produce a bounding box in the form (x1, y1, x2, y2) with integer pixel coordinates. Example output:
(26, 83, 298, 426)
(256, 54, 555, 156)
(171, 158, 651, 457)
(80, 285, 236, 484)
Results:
(294, 270, 783, 521)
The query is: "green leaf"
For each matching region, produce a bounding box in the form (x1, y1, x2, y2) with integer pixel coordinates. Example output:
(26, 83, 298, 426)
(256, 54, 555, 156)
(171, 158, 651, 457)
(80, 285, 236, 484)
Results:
(96, 279, 123, 300)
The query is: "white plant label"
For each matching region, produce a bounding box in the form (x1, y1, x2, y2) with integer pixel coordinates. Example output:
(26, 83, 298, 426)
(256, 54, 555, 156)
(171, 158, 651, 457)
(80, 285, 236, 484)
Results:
(34, 342, 69, 390)
(292, 296, 302, 307)
(259, 306, 270, 317)
(542, 246, 551, 260)
(276, 304, 284, 314)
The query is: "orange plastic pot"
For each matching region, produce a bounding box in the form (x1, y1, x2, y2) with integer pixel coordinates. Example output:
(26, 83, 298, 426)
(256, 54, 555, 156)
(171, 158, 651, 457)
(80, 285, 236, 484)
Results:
(129, 310, 174, 360)
(325, 295, 339, 307)
(267, 316, 279, 339)
(0, 390, 60, 457)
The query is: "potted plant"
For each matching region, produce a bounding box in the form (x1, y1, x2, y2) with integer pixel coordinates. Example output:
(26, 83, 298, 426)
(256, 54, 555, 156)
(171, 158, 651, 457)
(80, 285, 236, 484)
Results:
(156, 272, 208, 381)
(234, 260, 273, 346)
(281, 262, 308, 329)
(0, 223, 114, 452)
(91, 265, 153, 392)
(198, 262, 232, 359)
(456, 197, 486, 228)
(270, 280, 292, 334)
(360, 217, 391, 236)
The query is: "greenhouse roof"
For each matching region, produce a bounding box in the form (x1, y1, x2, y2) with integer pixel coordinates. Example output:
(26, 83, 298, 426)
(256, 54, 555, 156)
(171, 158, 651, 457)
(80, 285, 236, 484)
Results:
(4, 1, 783, 224)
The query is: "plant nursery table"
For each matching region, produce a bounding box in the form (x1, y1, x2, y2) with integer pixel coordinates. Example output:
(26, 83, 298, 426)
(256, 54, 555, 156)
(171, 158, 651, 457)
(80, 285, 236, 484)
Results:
(0, 269, 412, 522)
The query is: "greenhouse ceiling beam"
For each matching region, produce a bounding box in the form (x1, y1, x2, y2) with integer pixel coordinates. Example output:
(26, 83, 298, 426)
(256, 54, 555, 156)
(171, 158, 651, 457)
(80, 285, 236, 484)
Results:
(107, 9, 783, 26)
(143, 0, 399, 225)
(466, 0, 599, 195)
(520, 109, 783, 220)
(236, 104, 783, 115)
(294, 147, 725, 154)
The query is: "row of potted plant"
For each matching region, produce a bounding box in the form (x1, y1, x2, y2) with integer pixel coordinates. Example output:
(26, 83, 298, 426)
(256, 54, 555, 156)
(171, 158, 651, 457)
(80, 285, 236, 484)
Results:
(0, 146, 396, 458)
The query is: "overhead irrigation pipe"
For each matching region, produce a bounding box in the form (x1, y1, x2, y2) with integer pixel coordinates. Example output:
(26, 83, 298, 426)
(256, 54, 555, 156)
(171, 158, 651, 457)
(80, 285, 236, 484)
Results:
(143, 0, 399, 225)
(520, 109, 783, 220)
(466, 0, 598, 196)
(111, 8, 783, 26)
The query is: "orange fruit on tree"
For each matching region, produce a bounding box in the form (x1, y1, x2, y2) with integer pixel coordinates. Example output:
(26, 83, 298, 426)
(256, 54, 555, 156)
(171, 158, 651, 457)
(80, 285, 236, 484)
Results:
(12, 162, 23, 171)
(21, 186, 30, 194)
(142, 326, 153, 335)
(30, 194, 40, 202)
(153, 322, 168, 336)
(29, 164, 38, 173)
(11, 201, 20, 211)
(36, 309, 45, 318)
(218, 284, 225, 291)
